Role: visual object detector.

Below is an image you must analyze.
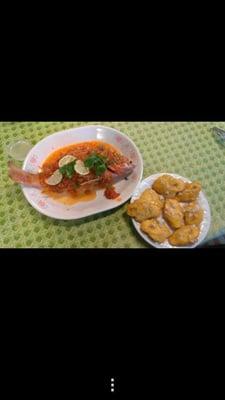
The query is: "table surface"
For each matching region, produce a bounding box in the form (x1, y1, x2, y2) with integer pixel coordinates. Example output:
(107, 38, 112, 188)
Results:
(1, 121, 225, 248)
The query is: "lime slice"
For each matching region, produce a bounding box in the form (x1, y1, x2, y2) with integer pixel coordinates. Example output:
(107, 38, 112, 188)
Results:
(58, 155, 76, 168)
(45, 169, 63, 185)
(74, 160, 90, 175)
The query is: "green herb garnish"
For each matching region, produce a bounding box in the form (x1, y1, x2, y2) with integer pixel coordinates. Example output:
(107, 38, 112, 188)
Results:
(84, 154, 107, 176)
(59, 161, 76, 179)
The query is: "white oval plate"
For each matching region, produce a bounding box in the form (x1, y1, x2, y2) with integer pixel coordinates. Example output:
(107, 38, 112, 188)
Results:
(22, 125, 143, 219)
(131, 173, 211, 248)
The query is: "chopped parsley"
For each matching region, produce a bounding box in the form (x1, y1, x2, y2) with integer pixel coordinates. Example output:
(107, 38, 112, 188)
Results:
(59, 160, 76, 179)
(84, 154, 108, 176)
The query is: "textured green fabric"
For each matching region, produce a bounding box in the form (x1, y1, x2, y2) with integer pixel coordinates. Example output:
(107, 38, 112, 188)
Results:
(0, 121, 225, 248)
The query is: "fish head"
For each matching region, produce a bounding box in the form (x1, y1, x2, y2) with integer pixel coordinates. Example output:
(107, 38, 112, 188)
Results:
(107, 159, 135, 178)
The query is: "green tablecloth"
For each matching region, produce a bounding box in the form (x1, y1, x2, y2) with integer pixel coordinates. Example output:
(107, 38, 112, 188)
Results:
(1, 122, 225, 248)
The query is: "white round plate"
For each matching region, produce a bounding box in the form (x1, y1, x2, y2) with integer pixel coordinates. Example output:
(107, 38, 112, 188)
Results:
(131, 173, 211, 248)
(22, 125, 143, 219)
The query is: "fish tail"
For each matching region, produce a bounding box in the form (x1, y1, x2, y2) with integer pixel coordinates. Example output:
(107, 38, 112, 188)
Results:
(8, 161, 42, 188)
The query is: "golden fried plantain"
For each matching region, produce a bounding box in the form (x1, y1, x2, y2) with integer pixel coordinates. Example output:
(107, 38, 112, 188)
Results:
(184, 201, 204, 225)
(152, 175, 185, 198)
(127, 189, 164, 222)
(176, 181, 201, 202)
(168, 225, 200, 246)
(183, 201, 198, 212)
(185, 210, 204, 225)
(163, 198, 184, 229)
(140, 219, 172, 243)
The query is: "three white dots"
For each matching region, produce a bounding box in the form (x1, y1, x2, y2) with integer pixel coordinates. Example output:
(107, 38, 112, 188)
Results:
(111, 378, 115, 392)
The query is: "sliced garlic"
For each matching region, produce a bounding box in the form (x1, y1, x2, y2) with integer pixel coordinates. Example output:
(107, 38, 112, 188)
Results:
(58, 155, 76, 168)
(45, 169, 63, 185)
(74, 160, 90, 175)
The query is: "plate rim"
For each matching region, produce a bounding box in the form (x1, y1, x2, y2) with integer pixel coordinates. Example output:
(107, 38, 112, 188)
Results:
(21, 125, 143, 220)
(131, 173, 211, 249)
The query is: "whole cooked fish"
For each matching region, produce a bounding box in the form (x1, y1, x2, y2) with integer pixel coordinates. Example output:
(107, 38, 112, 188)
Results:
(8, 141, 135, 199)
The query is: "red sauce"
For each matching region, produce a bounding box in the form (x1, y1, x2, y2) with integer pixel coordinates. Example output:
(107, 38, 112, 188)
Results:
(42, 188, 96, 205)
(39, 141, 125, 204)
(104, 186, 120, 199)
(40, 141, 125, 194)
